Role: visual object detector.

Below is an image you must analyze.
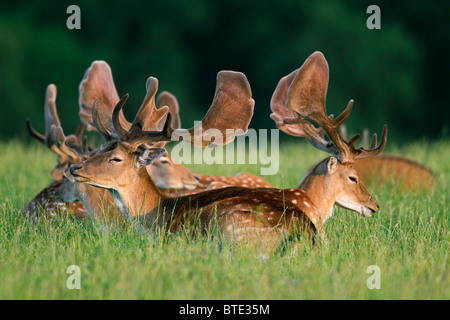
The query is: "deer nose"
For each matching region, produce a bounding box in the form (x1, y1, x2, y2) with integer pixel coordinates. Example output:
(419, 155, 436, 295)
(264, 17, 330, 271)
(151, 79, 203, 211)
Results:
(369, 199, 380, 213)
(69, 164, 82, 175)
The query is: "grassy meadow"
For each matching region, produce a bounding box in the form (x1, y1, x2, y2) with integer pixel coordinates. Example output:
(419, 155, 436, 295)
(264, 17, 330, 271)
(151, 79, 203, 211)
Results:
(0, 138, 448, 299)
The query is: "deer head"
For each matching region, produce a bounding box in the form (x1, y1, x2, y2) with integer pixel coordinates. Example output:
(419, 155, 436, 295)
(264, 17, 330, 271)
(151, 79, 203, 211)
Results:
(270, 51, 387, 222)
(47, 123, 124, 223)
(78, 60, 199, 190)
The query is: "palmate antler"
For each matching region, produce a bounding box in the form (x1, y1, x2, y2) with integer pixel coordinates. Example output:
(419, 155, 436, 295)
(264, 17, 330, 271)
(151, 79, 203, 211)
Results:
(78, 61, 126, 134)
(26, 84, 85, 164)
(271, 51, 387, 164)
(157, 91, 182, 130)
(78, 61, 181, 143)
(93, 70, 255, 151)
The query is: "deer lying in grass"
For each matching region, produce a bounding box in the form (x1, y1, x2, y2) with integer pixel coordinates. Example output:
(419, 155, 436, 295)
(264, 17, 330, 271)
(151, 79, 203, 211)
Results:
(339, 126, 435, 190)
(53, 71, 277, 228)
(78, 61, 273, 193)
(270, 51, 387, 228)
(66, 71, 318, 248)
(25, 62, 271, 221)
(67, 53, 386, 247)
(24, 80, 180, 222)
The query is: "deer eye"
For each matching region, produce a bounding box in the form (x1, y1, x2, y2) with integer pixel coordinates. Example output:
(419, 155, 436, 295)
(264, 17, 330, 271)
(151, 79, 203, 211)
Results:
(109, 158, 123, 163)
(349, 176, 358, 183)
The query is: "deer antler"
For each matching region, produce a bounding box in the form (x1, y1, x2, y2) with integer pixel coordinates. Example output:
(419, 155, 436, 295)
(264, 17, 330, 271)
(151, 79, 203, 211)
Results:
(79, 61, 179, 144)
(340, 125, 371, 149)
(26, 84, 86, 164)
(156, 91, 182, 130)
(107, 77, 171, 147)
(183, 70, 255, 148)
(51, 125, 83, 163)
(128, 77, 169, 132)
(270, 68, 328, 150)
(78, 61, 128, 133)
(93, 93, 172, 151)
(93, 70, 254, 151)
(108, 78, 172, 149)
(271, 51, 387, 163)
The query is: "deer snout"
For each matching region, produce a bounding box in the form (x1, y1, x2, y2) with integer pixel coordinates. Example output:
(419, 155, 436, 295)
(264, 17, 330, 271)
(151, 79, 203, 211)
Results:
(370, 199, 380, 212)
(364, 198, 380, 217)
(70, 164, 82, 174)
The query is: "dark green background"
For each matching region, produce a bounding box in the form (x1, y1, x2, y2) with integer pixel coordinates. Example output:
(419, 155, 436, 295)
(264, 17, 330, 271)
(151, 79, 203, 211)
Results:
(1, 1, 448, 143)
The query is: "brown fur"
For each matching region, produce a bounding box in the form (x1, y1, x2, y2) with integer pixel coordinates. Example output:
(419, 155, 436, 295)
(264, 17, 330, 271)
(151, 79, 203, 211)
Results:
(352, 155, 435, 190)
(71, 143, 317, 250)
(24, 180, 88, 220)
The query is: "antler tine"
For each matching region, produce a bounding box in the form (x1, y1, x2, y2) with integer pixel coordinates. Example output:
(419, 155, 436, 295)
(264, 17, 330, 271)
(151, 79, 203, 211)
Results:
(74, 123, 85, 142)
(369, 132, 377, 149)
(347, 133, 361, 148)
(157, 91, 182, 130)
(183, 70, 255, 148)
(92, 99, 113, 141)
(111, 94, 131, 140)
(82, 136, 88, 153)
(50, 125, 82, 163)
(123, 112, 175, 150)
(44, 84, 62, 148)
(352, 125, 388, 160)
(26, 119, 45, 143)
(131, 77, 169, 132)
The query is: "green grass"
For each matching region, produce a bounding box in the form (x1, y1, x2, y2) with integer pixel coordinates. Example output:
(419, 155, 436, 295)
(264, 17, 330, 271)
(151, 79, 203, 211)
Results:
(0, 139, 448, 299)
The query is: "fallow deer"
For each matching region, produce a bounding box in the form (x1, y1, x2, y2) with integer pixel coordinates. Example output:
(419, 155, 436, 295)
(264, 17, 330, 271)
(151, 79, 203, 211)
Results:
(270, 51, 387, 229)
(24, 84, 89, 220)
(67, 71, 317, 249)
(78, 61, 273, 193)
(25, 64, 211, 222)
(52, 71, 276, 226)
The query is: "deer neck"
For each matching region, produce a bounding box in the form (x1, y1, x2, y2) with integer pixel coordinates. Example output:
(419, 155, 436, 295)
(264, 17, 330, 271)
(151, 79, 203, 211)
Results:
(76, 184, 123, 223)
(298, 164, 337, 225)
(77, 184, 109, 218)
(108, 166, 167, 220)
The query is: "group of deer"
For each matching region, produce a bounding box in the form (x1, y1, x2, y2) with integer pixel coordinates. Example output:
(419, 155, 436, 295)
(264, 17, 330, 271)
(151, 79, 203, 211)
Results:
(25, 51, 389, 249)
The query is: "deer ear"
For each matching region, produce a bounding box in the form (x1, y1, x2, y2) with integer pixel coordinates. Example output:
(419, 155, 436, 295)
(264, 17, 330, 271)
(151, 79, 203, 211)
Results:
(138, 148, 167, 167)
(327, 157, 338, 174)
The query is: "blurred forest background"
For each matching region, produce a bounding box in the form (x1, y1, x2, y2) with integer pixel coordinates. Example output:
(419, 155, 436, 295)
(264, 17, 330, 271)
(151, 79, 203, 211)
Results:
(0, 0, 448, 143)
